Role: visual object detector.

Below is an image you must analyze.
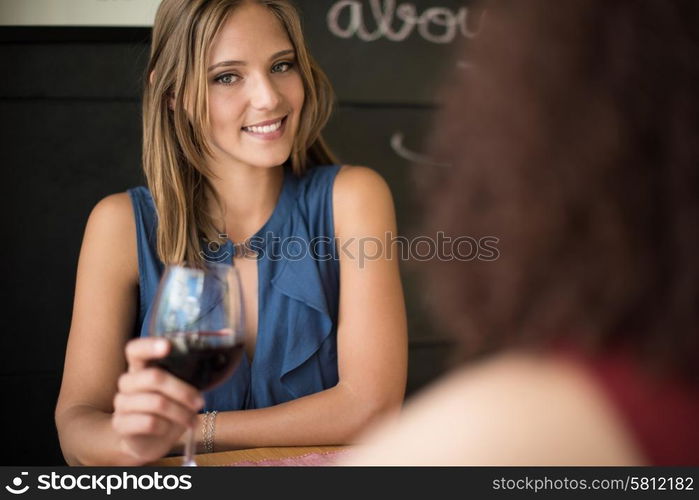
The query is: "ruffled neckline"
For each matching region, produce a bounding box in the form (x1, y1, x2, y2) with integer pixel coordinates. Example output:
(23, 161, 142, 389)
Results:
(203, 166, 299, 262)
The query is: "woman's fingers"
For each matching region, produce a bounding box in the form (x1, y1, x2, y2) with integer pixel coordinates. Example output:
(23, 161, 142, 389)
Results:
(117, 368, 204, 412)
(114, 392, 198, 430)
(114, 337, 204, 462)
(122, 337, 202, 411)
(125, 337, 170, 371)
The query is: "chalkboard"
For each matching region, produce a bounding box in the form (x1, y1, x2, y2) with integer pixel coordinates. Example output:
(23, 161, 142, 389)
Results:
(301, 0, 479, 104)
(0, 0, 481, 464)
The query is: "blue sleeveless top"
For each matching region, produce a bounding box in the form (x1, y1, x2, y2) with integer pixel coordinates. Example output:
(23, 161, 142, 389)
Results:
(127, 164, 342, 411)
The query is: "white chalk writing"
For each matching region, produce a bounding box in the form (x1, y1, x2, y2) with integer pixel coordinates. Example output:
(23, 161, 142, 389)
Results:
(390, 132, 451, 167)
(327, 0, 483, 44)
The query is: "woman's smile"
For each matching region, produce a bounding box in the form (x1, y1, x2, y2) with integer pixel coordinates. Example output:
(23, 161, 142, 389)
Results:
(241, 115, 288, 141)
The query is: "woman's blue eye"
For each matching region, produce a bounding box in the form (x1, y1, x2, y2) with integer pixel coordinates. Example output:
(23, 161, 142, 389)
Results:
(215, 73, 239, 85)
(214, 61, 294, 85)
(272, 61, 294, 73)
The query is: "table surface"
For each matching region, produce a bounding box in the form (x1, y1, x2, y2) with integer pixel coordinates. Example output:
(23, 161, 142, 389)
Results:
(149, 446, 348, 466)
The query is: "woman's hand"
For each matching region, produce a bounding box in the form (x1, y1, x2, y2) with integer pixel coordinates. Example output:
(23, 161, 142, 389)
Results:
(111, 337, 204, 464)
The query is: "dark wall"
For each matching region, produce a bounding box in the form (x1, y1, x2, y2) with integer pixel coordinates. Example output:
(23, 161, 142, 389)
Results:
(0, 0, 478, 464)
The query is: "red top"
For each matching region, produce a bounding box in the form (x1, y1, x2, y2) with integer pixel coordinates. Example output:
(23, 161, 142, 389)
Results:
(562, 346, 699, 465)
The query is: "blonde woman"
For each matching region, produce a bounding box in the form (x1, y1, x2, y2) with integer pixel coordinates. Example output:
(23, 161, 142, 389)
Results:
(55, 0, 407, 466)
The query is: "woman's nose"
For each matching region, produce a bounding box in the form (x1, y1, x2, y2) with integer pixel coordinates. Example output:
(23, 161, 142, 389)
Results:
(249, 74, 282, 110)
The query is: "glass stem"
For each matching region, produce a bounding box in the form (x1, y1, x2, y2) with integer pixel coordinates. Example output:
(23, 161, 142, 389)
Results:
(182, 426, 197, 466)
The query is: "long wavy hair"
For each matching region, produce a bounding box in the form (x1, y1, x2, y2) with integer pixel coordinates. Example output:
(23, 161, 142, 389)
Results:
(423, 0, 699, 382)
(143, 0, 337, 265)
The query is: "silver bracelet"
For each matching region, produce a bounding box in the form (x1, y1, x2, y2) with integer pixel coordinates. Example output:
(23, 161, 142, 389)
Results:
(202, 410, 218, 454)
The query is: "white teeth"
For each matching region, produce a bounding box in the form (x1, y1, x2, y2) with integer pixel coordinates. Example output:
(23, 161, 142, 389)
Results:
(244, 119, 282, 134)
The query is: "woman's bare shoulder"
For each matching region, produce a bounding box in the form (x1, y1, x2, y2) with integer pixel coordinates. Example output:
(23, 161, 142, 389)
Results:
(334, 165, 391, 200)
(88, 192, 134, 224)
(332, 165, 395, 237)
(344, 353, 646, 465)
(81, 192, 138, 283)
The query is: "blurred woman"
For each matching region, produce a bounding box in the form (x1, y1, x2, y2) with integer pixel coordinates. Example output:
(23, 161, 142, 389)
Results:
(346, 0, 698, 465)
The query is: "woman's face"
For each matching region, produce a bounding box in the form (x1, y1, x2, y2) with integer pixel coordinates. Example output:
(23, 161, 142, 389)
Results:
(205, 2, 305, 170)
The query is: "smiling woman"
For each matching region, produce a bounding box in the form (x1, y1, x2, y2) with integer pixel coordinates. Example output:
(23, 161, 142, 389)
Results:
(54, 0, 407, 466)
(204, 10, 304, 175)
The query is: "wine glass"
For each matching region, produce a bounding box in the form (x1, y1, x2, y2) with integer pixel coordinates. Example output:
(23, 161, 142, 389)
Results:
(148, 262, 245, 466)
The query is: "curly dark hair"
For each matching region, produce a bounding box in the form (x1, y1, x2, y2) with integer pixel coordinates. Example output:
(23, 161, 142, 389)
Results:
(422, 0, 699, 382)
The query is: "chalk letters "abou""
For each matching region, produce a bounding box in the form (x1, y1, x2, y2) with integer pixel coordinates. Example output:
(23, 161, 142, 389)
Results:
(327, 0, 483, 43)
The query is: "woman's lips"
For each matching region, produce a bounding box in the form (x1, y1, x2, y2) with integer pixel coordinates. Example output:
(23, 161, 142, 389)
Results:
(242, 116, 287, 141)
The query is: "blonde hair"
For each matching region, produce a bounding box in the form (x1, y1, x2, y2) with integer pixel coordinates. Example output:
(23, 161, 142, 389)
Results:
(143, 0, 337, 264)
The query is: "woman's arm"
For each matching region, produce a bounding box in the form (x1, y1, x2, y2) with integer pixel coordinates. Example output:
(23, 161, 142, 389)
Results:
(55, 193, 201, 465)
(341, 353, 646, 465)
(205, 166, 408, 449)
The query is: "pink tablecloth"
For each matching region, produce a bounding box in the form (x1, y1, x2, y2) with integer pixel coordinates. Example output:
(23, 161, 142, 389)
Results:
(228, 450, 348, 467)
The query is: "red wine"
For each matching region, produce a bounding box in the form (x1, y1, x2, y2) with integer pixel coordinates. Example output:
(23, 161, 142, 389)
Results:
(149, 332, 244, 391)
